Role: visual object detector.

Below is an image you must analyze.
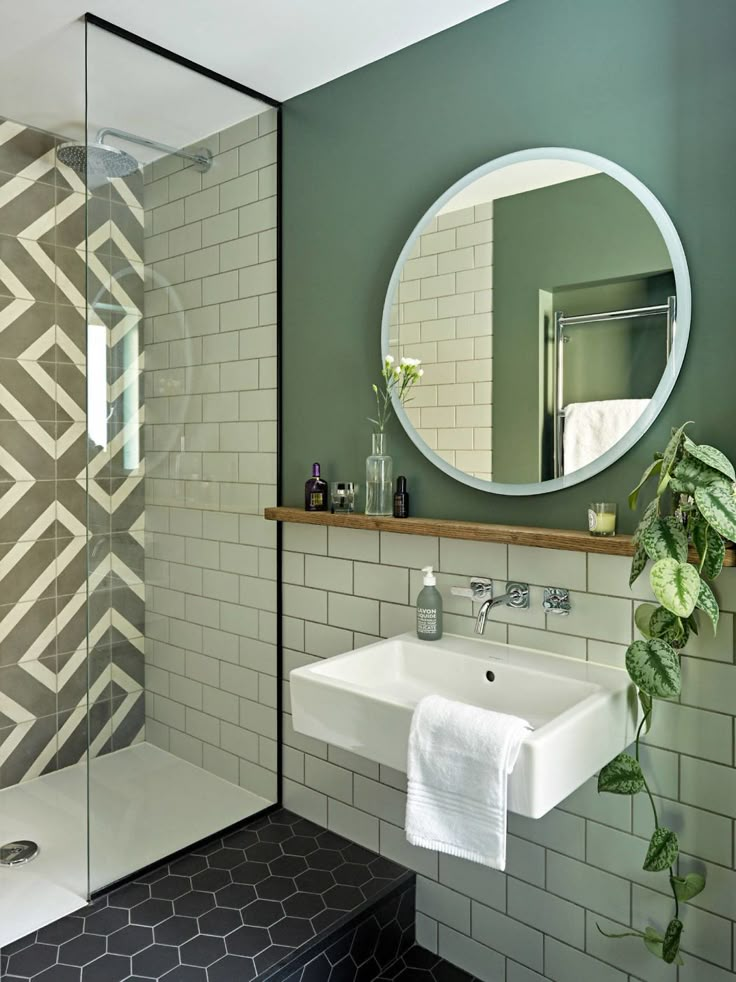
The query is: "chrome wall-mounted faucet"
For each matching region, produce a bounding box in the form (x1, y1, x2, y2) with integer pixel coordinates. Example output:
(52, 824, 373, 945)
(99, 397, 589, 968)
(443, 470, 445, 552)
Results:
(543, 587, 571, 616)
(451, 579, 530, 635)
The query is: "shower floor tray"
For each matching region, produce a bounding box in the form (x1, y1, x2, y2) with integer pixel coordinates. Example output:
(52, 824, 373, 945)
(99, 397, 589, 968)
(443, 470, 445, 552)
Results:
(0, 742, 270, 948)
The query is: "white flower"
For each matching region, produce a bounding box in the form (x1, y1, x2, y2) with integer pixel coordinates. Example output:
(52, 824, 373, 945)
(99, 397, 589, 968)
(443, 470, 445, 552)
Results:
(418, 369, 424, 377)
(394, 367, 401, 377)
(385, 354, 395, 365)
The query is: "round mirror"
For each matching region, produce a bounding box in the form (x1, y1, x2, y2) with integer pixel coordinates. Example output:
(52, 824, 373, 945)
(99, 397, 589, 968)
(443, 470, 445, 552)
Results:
(382, 147, 691, 496)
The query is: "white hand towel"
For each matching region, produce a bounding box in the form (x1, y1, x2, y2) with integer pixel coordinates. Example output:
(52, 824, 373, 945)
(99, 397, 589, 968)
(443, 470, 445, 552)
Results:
(405, 694, 530, 870)
(563, 399, 649, 474)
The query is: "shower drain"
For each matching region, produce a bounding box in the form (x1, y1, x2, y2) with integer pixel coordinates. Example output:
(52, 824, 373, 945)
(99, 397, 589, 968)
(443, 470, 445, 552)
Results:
(0, 840, 39, 866)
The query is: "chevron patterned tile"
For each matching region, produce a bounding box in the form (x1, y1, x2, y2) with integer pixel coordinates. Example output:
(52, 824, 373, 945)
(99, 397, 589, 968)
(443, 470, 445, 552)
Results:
(0, 116, 145, 786)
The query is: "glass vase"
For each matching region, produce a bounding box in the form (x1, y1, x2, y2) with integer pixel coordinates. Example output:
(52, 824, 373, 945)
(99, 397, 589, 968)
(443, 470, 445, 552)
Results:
(365, 432, 393, 516)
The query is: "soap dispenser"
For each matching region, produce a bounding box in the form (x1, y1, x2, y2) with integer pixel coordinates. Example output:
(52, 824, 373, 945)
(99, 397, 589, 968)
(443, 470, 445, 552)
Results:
(417, 566, 443, 641)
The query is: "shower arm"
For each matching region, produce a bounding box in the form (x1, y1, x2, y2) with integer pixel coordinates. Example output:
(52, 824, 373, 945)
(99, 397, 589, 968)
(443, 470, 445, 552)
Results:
(96, 127, 212, 171)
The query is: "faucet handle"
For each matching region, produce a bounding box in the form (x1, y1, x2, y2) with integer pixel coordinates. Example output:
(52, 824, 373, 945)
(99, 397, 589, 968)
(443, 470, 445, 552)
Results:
(450, 577, 492, 601)
(543, 587, 571, 616)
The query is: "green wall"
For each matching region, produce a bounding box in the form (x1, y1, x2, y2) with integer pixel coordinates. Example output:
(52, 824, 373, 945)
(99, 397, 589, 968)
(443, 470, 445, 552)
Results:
(282, 0, 736, 532)
(493, 173, 672, 483)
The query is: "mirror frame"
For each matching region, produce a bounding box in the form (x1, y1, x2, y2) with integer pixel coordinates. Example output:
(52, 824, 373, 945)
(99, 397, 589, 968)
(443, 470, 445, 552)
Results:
(381, 146, 691, 496)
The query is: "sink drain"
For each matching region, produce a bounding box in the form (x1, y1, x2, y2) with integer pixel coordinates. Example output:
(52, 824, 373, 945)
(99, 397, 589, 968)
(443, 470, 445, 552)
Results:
(0, 840, 39, 866)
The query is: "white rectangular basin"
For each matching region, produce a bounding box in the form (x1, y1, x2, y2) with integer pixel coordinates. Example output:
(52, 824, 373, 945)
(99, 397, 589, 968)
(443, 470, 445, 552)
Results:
(290, 633, 638, 819)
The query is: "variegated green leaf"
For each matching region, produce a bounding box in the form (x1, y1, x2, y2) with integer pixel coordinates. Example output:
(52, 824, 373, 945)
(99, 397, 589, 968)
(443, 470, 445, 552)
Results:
(629, 457, 662, 510)
(684, 436, 736, 481)
(642, 517, 688, 562)
(639, 689, 653, 732)
(694, 518, 727, 580)
(598, 753, 645, 795)
(630, 542, 648, 587)
(670, 455, 722, 494)
(626, 638, 681, 697)
(696, 578, 719, 634)
(662, 918, 683, 964)
(650, 558, 700, 618)
(633, 498, 659, 546)
(671, 872, 706, 902)
(657, 422, 691, 494)
(643, 827, 679, 871)
(634, 603, 657, 638)
(649, 606, 688, 648)
(643, 932, 684, 966)
(694, 481, 736, 542)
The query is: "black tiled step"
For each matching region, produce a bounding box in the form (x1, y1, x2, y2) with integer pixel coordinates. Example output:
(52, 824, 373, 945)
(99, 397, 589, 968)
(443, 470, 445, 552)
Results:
(377, 946, 480, 982)
(0, 808, 414, 982)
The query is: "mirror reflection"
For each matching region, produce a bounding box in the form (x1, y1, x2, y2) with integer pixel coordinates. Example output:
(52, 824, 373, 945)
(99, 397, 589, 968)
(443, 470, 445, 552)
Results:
(387, 155, 685, 490)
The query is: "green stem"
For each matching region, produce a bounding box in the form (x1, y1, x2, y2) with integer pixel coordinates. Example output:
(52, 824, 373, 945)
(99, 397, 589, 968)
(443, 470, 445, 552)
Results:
(635, 700, 680, 919)
(634, 714, 659, 830)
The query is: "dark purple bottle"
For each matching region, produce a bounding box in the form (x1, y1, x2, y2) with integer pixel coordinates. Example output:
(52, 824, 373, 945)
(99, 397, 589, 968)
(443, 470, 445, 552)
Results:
(305, 462, 328, 512)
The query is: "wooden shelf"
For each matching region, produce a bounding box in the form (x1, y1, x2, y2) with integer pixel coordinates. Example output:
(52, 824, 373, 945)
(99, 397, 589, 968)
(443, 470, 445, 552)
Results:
(265, 507, 736, 565)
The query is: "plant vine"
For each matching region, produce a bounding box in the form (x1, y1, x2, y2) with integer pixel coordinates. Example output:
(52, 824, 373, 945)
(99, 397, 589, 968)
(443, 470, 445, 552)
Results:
(596, 422, 736, 966)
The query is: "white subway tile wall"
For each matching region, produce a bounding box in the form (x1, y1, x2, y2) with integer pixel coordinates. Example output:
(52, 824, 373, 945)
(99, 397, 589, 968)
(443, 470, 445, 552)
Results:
(141, 108, 278, 801)
(280, 526, 736, 980)
(390, 207, 493, 479)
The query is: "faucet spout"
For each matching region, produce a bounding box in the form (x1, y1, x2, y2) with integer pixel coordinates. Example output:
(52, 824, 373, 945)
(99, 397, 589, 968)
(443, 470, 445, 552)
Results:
(475, 593, 515, 634)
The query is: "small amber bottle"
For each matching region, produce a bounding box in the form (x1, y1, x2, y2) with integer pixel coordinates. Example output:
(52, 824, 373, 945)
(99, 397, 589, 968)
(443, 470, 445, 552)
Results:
(393, 476, 409, 518)
(305, 462, 328, 511)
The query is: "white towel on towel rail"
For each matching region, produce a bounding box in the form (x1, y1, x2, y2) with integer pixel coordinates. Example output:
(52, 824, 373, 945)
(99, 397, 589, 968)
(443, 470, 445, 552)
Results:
(405, 694, 531, 870)
(564, 399, 649, 474)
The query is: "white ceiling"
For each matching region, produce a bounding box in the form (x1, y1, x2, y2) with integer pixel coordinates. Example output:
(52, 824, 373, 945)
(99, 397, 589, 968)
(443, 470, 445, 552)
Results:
(0, 0, 510, 149)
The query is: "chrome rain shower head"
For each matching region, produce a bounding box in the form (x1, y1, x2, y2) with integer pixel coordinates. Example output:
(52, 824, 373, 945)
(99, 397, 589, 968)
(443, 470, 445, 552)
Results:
(57, 141, 140, 180)
(56, 126, 212, 185)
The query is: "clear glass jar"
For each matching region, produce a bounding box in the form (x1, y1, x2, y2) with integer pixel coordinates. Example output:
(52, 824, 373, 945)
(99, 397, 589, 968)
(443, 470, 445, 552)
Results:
(365, 432, 393, 516)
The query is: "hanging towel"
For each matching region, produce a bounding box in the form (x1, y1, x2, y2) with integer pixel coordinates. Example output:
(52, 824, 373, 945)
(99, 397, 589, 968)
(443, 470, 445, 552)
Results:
(563, 399, 649, 474)
(405, 694, 531, 870)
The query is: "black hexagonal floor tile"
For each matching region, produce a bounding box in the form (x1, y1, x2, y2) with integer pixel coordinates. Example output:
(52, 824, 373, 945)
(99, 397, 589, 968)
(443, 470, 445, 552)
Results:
(35, 915, 84, 945)
(197, 906, 242, 936)
(242, 898, 284, 928)
(154, 915, 199, 946)
(58, 933, 107, 966)
(168, 854, 208, 877)
(151, 875, 191, 900)
(7, 944, 57, 978)
(108, 882, 150, 908)
(281, 836, 318, 858)
(231, 861, 270, 885)
(34, 965, 80, 982)
(180, 934, 226, 967)
(269, 916, 315, 948)
(323, 884, 366, 911)
(308, 848, 343, 870)
(255, 876, 295, 901)
(216, 883, 257, 910)
(173, 891, 215, 917)
(161, 966, 209, 982)
(130, 898, 175, 926)
(283, 891, 326, 918)
(81, 953, 131, 982)
(225, 924, 271, 957)
(84, 905, 129, 935)
(131, 942, 180, 978)
(269, 854, 308, 877)
(207, 847, 245, 870)
(294, 868, 335, 894)
(108, 924, 154, 955)
(208, 954, 257, 982)
(333, 862, 373, 887)
(192, 867, 231, 892)
(7, 808, 413, 982)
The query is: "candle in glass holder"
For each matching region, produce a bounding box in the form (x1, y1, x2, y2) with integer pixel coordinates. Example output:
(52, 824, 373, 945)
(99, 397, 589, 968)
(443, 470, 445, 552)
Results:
(588, 502, 617, 537)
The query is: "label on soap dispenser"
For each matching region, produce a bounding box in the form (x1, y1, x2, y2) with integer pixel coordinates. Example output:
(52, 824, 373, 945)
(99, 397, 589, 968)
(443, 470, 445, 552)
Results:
(417, 607, 438, 635)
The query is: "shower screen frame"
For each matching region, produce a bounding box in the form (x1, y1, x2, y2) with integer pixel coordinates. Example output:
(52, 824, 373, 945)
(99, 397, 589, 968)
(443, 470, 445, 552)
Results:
(83, 12, 284, 897)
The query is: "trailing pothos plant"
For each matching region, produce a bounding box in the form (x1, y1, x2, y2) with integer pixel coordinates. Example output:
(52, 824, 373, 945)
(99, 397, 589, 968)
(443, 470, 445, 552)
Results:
(596, 422, 736, 967)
